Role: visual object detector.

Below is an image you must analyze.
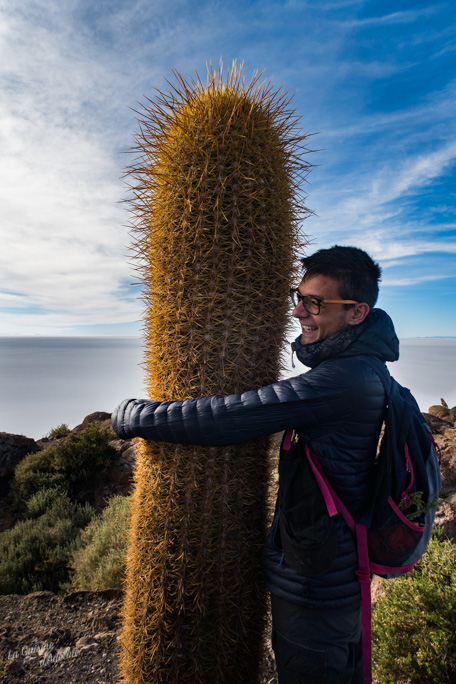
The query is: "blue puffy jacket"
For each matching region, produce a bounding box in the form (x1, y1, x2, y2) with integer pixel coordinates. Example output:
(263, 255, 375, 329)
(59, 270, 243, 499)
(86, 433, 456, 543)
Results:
(112, 308, 399, 608)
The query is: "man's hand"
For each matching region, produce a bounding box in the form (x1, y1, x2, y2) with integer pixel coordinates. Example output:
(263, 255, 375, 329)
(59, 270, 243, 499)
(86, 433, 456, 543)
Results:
(111, 398, 159, 439)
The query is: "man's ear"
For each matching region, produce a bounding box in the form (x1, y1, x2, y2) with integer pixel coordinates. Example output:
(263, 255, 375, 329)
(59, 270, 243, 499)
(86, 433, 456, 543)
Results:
(348, 302, 370, 326)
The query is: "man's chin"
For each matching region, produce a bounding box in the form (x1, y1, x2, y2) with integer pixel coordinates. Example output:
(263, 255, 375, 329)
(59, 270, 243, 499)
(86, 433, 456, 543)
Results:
(301, 332, 318, 344)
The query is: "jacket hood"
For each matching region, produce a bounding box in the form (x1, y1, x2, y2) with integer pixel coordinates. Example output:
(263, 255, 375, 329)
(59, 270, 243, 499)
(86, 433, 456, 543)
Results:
(291, 308, 400, 369)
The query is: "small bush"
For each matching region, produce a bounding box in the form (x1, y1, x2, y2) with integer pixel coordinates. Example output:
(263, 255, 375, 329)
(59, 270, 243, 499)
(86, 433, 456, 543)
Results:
(52, 423, 116, 484)
(0, 494, 94, 595)
(25, 486, 68, 518)
(13, 446, 65, 503)
(47, 423, 70, 438)
(13, 423, 116, 505)
(372, 528, 456, 683)
(68, 495, 131, 591)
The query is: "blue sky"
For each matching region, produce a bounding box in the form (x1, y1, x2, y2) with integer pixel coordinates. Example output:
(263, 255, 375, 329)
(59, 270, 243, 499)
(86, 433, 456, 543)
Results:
(0, 0, 455, 339)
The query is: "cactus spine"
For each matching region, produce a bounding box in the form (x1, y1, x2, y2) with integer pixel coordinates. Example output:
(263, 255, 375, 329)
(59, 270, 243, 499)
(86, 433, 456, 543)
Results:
(121, 63, 312, 683)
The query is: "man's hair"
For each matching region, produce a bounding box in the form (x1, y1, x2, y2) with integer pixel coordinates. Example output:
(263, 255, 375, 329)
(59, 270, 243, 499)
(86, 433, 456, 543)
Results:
(300, 245, 382, 309)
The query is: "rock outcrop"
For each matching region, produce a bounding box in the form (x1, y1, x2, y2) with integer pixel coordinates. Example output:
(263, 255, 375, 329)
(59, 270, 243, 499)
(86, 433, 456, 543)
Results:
(427, 404, 456, 541)
(427, 403, 456, 423)
(0, 433, 40, 481)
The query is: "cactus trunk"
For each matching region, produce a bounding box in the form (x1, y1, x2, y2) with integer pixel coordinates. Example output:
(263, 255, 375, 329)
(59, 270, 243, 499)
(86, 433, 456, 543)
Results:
(120, 63, 312, 683)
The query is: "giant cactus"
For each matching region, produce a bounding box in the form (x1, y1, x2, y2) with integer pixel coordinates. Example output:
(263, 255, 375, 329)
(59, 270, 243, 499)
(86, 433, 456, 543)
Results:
(120, 63, 312, 683)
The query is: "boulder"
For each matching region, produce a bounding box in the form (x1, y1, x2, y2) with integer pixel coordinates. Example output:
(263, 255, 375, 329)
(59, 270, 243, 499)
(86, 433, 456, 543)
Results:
(0, 432, 40, 479)
(428, 404, 455, 422)
(81, 411, 112, 426)
(72, 411, 113, 434)
(422, 412, 454, 434)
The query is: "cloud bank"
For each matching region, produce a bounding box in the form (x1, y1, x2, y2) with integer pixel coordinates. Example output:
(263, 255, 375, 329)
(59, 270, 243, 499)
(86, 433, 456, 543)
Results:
(0, 0, 455, 336)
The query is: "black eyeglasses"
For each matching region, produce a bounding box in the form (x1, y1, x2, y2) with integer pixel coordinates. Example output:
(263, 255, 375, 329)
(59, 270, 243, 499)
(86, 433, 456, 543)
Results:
(290, 288, 358, 315)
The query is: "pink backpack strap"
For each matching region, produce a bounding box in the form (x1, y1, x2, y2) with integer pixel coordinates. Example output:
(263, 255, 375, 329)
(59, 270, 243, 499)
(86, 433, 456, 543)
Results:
(355, 523, 373, 684)
(306, 447, 356, 533)
(306, 448, 373, 684)
(305, 445, 338, 517)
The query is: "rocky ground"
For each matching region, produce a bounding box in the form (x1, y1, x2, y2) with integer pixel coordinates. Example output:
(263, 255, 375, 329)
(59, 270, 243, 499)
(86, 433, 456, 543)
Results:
(0, 403, 454, 683)
(0, 589, 122, 683)
(0, 588, 279, 684)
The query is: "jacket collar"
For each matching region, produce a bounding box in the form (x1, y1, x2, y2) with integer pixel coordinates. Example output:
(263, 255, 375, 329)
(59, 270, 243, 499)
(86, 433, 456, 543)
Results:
(291, 308, 400, 369)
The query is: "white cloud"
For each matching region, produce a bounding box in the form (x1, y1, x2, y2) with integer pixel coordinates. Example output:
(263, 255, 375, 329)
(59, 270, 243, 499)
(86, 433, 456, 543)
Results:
(388, 142, 456, 199)
(0, 303, 142, 335)
(0, 0, 144, 333)
(382, 274, 454, 287)
(307, 135, 456, 261)
(322, 79, 456, 141)
(336, 6, 441, 28)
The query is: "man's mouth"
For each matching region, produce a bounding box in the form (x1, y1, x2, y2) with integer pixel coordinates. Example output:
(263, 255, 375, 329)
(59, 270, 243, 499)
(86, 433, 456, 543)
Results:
(301, 325, 317, 332)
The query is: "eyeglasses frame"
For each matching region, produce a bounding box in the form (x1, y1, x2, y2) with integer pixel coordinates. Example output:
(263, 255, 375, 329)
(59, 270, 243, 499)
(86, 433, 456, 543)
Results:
(289, 288, 359, 315)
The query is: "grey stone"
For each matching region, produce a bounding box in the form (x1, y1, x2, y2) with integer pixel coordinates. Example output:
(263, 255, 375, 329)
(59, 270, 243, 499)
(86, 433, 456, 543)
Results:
(0, 432, 39, 478)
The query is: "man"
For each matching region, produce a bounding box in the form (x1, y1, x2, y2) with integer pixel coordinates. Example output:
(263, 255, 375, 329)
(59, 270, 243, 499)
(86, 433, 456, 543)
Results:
(112, 245, 399, 683)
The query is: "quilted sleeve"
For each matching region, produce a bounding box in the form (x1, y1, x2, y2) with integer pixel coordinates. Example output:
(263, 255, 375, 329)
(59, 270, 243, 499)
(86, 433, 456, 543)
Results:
(111, 364, 354, 446)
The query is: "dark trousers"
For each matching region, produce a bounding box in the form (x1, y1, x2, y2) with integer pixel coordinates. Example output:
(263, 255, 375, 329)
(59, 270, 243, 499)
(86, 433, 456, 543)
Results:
(270, 594, 363, 684)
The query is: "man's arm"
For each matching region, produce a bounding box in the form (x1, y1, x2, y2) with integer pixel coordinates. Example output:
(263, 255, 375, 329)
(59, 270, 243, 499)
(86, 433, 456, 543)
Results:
(111, 367, 351, 446)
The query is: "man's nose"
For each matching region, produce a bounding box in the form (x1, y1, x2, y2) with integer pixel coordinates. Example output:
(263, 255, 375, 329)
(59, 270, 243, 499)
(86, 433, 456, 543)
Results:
(292, 301, 309, 318)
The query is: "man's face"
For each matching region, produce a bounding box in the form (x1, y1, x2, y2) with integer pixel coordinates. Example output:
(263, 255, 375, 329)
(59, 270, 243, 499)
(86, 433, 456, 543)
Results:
(292, 274, 357, 344)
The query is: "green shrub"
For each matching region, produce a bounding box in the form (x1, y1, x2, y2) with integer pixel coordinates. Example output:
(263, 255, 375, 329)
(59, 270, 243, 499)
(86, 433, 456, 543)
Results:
(372, 528, 456, 683)
(13, 423, 116, 505)
(51, 423, 116, 484)
(13, 446, 65, 503)
(47, 423, 70, 438)
(2, 423, 118, 595)
(68, 495, 131, 591)
(0, 494, 94, 595)
(26, 486, 68, 518)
